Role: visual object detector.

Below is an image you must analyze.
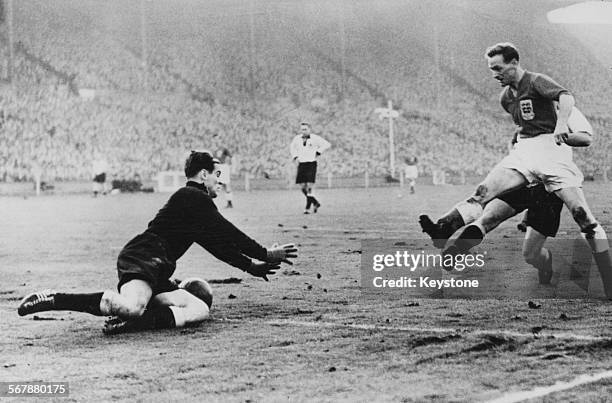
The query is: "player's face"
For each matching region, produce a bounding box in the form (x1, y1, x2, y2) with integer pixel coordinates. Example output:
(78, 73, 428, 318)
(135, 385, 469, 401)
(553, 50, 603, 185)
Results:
(487, 54, 516, 87)
(203, 165, 221, 198)
(300, 125, 310, 136)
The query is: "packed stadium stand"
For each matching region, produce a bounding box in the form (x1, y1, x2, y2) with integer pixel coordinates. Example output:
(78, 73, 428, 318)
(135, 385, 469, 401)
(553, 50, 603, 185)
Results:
(0, 0, 611, 183)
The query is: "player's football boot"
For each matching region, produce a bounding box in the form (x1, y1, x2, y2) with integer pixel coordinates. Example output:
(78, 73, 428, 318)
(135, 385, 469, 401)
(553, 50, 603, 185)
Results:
(419, 215, 451, 249)
(538, 250, 553, 285)
(17, 290, 56, 316)
(103, 316, 142, 335)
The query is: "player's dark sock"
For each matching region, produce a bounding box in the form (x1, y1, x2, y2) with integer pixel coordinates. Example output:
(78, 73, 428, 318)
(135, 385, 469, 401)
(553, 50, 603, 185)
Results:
(450, 225, 485, 254)
(437, 208, 465, 236)
(54, 292, 104, 315)
(593, 250, 612, 299)
(103, 307, 178, 335)
(310, 195, 320, 207)
(136, 306, 177, 330)
(301, 188, 308, 197)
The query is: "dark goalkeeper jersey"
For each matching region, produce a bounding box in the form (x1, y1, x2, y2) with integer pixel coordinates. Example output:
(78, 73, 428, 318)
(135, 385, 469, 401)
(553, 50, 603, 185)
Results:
(144, 181, 267, 271)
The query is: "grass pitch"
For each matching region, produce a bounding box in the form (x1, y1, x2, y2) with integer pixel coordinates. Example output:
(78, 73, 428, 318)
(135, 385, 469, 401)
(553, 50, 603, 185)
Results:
(1, 183, 611, 402)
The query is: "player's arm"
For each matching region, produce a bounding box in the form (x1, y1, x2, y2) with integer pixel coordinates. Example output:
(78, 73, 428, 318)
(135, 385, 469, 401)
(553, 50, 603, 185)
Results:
(555, 106, 593, 147)
(554, 93, 575, 135)
(198, 242, 279, 281)
(193, 195, 296, 264)
(193, 196, 268, 261)
(556, 130, 592, 147)
(509, 126, 521, 151)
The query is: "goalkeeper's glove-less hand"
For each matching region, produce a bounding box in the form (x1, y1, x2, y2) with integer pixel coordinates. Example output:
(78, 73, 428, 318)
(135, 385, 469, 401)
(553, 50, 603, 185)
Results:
(246, 262, 281, 281)
(267, 243, 298, 265)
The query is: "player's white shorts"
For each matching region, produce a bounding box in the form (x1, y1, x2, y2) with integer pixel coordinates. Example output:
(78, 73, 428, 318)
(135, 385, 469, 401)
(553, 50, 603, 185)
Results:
(404, 165, 418, 179)
(496, 133, 583, 192)
(218, 164, 231, 185)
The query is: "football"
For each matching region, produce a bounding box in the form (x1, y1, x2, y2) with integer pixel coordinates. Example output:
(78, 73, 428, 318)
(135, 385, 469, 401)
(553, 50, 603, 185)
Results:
(179, 277, 213, 309)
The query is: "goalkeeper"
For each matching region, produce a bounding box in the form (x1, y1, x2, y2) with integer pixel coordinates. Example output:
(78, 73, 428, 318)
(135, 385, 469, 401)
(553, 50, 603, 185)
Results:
(18, 151, 298, 334)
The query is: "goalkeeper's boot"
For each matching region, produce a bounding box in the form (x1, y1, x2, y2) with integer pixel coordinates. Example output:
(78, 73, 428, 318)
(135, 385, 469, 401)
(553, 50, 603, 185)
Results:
(103, 316, 142, 335)
(18, 290, 56, 316)
(419, 215, 453, 249)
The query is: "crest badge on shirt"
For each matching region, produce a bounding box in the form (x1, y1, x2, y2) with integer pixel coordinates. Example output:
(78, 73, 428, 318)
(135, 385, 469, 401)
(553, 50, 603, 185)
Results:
(519, 99, 535, 120)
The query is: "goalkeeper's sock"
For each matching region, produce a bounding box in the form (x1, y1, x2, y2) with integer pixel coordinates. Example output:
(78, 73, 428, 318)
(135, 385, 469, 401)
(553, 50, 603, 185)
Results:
(54, 292, 104, 316)
(134, 306, 181, 330)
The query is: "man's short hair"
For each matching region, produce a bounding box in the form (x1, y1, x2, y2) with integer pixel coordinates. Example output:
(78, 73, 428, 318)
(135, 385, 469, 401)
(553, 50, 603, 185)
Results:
(485, 42, 519, 63)
(184, 151, 217, 178)
(300, 122, 310, 128)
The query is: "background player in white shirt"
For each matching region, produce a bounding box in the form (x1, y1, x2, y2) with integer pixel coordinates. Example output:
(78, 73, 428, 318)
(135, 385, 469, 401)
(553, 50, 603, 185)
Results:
(290, 122, 331, 214)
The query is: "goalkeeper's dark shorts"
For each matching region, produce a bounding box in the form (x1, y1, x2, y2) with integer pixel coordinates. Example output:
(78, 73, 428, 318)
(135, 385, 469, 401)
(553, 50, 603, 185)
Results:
(116, 231, 178, 295)
(498, 184, 563, 237)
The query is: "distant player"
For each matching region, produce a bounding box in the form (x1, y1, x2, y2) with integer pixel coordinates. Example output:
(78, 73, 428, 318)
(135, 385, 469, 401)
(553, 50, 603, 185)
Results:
(290, 122, 331, 214)
(419, 42, 612, 298)
(403, 156, 418, 194)
(18, 151, 298, 334)
(443, 184, 562, 284)
(214, 145, 234, 208)
(92, 152, 109, 197)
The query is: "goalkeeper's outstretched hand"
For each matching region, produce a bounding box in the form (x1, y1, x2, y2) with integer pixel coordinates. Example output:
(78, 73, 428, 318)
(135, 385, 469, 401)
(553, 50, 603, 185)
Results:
(246, 262, 281, 281)
(267, 243, 298, 265)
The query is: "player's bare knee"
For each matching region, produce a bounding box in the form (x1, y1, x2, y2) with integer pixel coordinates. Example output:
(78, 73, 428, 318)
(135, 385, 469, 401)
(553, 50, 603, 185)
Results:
(101, 291, 147, 318)
(467, 184, 488, 206)
(570, 206, 597, 233)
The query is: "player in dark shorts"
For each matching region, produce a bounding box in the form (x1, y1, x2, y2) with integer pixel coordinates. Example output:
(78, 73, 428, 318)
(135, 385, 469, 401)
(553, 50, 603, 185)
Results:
(18, 151, 298, 334)
(441, 184, 563, 284)
(290, 122, 331, 214)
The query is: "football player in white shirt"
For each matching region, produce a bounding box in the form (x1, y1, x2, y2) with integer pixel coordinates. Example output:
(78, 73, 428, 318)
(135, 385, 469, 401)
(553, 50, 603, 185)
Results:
(290, 122, 331, 214)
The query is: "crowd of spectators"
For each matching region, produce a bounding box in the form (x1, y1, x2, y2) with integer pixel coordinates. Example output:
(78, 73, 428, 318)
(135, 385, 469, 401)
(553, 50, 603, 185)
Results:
(1, 0, 610, 184)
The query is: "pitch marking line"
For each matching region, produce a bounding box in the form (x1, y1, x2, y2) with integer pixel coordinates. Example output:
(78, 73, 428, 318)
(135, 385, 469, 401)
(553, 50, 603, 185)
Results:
(259, 318, 610, 342)
(272, 226, 415, 234)
(487, 370, 612, 403)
